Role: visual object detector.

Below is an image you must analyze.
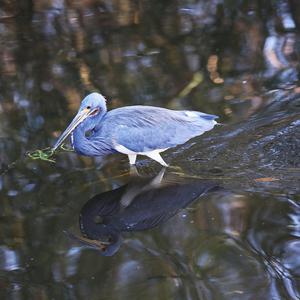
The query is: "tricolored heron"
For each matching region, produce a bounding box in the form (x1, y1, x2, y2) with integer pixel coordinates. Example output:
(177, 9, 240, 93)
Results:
(53, 92, 218, 166)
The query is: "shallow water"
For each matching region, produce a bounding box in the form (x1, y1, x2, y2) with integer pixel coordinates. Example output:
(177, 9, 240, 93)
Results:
(0, 1, 300, 299)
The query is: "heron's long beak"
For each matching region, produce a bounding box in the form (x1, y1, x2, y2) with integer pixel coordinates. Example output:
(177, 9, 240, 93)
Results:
(64, 231, 110, 250)
(52, 108, 91, 151)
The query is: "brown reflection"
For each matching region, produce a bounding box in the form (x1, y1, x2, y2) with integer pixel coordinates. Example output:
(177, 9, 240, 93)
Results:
(1, 50, 17, 76)
(0, 0, 299, 168)
(0, 1, 299, 299)
(207, 55, 224, 84)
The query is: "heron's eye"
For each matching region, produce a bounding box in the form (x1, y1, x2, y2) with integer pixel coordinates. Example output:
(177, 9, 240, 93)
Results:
(86, 106, 91, 109)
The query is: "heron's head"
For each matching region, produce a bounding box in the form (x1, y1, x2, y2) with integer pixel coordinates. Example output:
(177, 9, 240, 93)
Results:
(53, 92, 107, 151)
(79, 92, 107, 114)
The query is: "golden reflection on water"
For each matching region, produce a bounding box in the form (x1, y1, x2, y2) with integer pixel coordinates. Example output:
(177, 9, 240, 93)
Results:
(0, 0, 299, 299)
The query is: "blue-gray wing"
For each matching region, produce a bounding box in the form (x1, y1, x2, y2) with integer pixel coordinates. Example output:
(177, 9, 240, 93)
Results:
(97, 106, 218, 153)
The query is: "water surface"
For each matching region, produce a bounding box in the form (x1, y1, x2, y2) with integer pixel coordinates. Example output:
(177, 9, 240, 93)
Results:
(0, 1, 299, 299)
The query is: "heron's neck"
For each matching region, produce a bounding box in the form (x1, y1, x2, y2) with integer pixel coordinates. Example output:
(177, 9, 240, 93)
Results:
(72, 112, 112, 156)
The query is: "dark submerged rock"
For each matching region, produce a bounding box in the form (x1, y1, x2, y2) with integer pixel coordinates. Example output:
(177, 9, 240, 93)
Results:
(174, 90, 300, 192)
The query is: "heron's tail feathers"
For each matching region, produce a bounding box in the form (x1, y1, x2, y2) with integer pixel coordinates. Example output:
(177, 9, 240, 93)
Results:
(184, 111, 218, 121)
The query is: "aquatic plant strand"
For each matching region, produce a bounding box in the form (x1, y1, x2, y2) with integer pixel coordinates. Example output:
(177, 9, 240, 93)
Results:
(27, 144, 74, 163)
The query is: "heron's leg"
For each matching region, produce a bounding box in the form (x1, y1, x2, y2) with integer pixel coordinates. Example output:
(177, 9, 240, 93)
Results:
(128, 154, 137, 165)
(120, 187, 137, 208)
(129, 165, 141, 177)
(149, 168, 166, 187)
(146, 152, 169, 167)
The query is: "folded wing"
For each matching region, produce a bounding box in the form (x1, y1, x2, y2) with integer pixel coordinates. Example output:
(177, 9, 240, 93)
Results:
(96, 106, 218, 153)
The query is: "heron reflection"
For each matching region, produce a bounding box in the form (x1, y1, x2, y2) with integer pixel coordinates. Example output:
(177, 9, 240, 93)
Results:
(68, 169, 219, 256)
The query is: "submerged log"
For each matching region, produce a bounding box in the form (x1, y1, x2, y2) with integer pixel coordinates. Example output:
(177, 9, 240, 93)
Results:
(173, 90, 300, 192)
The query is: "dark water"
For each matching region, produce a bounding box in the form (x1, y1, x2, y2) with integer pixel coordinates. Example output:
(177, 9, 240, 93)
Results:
(0, 1, 300, 299)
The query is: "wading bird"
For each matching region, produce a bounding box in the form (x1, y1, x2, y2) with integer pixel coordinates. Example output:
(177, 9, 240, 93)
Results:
(53, 92, 218, 166)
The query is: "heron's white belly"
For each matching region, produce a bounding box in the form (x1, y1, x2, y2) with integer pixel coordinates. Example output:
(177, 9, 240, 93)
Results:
(114, 144, 168, 155)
